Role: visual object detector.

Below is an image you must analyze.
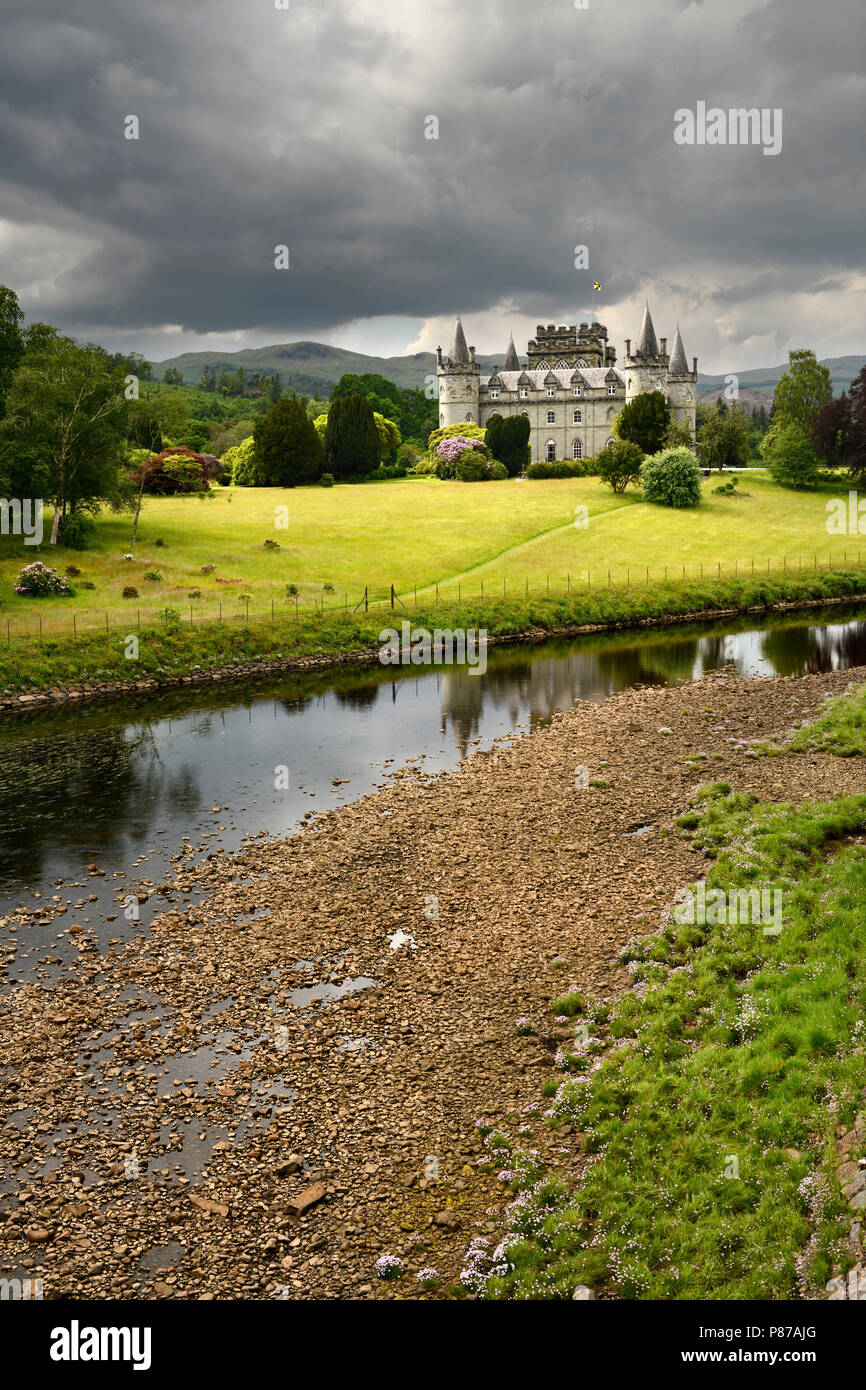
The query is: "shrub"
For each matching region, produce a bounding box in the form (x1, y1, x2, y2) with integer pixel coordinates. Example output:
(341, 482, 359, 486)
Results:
(122, 586, 139, 599)
(489, 460, 508, 480)
(456, 453, 497, 482)
(286, 583, 299, 597)
(159, 607, 181, 632)
(14, 562, 72, 597)
(155, 537, 165, 547)
(144, 570, 162, 582)
(65, 565, 82, 578)
(762, 422, 821, 489)
(60, 512, 99, 550)
(188, 588, 202, 598)
(526, 459, 596, 479)
(596, 439, 644, 493)
(435, 435, 491, 480)
(396, 442, 422, 470)
(640, 447, 702, 508)
(319, 472, 335, 487)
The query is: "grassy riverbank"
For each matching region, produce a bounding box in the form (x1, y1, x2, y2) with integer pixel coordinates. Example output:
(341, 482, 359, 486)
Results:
(481, 687, 866, 1300)
(2, 565, 866, 697)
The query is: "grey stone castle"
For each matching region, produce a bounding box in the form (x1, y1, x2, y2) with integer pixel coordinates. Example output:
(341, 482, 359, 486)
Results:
(435, 304, 697, 464)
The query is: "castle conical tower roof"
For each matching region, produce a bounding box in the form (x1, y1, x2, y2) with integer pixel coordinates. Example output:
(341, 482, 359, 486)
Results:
(669, 324, 688, 375)
(635, 301, 659, 357)
(503, 333, 520, 371)
(448, 316, 470, 366)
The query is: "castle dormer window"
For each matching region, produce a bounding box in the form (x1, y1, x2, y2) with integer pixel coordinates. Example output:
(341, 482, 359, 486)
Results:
(607, 384, 617, 395)
(572, 409, 582, 424)
(573, 385, 581, 396)
(519, 387, 528, 398)
(546, 387, 555, 397)
(490, 389, 499, 399)
(546, 409, 556, 424)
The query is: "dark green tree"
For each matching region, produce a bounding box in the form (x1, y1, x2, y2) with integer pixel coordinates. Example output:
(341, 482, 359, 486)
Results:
(697, 403, 750, 471)
(252, 396, 323, 486)
(773, 349, 832, 431)
(846, 366, 866, 483)
(0, 284, 25, 420)
(596, 438, 644, 493)
(615, 390, 671, 455)
(324, 394, 380, 479)
(811, 392, 852, 471)
(486, 413, 530, 476)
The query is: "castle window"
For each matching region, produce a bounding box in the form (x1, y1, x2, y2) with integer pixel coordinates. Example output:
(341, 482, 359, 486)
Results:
(606, 436, 616, 447)
(572, 438, 583, 459)
(490, 389, 499, 399)
(520, 410, 529, 417)
(519, 387, 528, 398)
(572, 409, 582, 424)
(607, 384, 617, 395)
(546, 440, 556, 462)
(546, 409, 555, 424)
(537, 362, 550, 371)
(555, 359, 569, 369)
(546, 387, 555, 398)
(573, 385, 581, 396)
(465, 413, 473, 421)
(577, 359, 588, 368)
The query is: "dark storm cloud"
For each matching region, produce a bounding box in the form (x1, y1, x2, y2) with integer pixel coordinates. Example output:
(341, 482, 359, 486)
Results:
(0, 0, 863, 365)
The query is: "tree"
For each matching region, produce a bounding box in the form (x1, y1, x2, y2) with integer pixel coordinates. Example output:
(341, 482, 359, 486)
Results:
(760, 421, 820, 489)
(596, 439, 644, 493)
(848, 366, 866, 483)
(811, 393, 852, 471)
(0, 284, 24, 421)
(373, 412, 401, 460)
(163, 366, 184, 385)
(615, 390, 671, 455)
(324, 394, 379, 479)
(485, 413, 530, 476)
(253, 397, 323, 486)
(773, 349, 832, 432)
(697, 403, 750, 471)
(0, 333, 129, 543)
(640, 447, 702, 507)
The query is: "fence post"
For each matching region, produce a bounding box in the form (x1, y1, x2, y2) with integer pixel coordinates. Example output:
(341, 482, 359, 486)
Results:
(390, 584, 395, 610)
(435, 583, 439, 605)
(364, 586, 368, 614)
(105, 611, 109, 633)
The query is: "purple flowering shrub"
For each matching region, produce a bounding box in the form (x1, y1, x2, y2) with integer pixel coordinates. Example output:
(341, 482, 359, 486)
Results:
(14, 561, 73, 598)
(434, 435, 490, 479)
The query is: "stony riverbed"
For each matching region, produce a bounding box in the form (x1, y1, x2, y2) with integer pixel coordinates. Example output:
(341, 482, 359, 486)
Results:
(1, 664, 864, 1299)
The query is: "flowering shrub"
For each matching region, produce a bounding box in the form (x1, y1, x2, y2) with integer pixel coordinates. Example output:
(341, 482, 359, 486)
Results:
(434, 435, 490, 479)
(14, 562, 72, 597)
(415, 1267, 439, 1289)
(374, 1254, 403, 1281)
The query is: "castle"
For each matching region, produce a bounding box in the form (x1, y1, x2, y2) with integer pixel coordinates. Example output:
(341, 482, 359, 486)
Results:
(435, 304, 698, 464)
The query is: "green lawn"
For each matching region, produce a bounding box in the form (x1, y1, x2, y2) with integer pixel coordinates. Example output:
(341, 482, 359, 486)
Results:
(1, 474, 862, 640)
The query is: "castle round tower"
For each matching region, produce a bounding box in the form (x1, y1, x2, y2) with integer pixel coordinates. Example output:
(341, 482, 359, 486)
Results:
(666, 324, 698, 439)
(436, 316, 480, 428)
(623, 302, 669, 404)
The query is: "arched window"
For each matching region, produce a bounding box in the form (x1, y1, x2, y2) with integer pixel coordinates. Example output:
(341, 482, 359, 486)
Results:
(465, 413, 473, 421)
(577, 359, 588, 368)
(572, 438, 583, 459)
(546, 409, 555, 424)
(546, 440, 556, 462)
(555, 359, 569, 369)
(537, 361, 550, 371)
(606, 436, 616, 447)
(520, 410, 529, 417)
(572, 408, 582, 424)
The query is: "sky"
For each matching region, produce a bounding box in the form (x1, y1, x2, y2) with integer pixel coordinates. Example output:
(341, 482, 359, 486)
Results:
(0, 0, 863, 374)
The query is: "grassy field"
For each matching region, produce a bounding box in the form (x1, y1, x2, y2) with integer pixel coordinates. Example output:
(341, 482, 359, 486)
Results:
(1, 473, 862, 640)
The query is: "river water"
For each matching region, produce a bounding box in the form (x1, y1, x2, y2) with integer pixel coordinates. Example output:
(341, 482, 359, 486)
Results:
(1, 605, 864, 982)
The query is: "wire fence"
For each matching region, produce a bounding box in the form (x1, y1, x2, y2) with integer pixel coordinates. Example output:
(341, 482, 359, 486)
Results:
(3, 550, 866, 644)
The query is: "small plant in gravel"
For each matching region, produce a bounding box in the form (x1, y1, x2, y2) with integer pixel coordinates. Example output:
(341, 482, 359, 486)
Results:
(416, 1267, 440, 1290)
(14, 562, 72, 597)
(550, 992, 585, 1017)
(515, 1017, 534, 1036)
(374, 1254, 404, 1281)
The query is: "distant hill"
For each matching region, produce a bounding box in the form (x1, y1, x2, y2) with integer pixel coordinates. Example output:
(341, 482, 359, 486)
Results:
(152, 341, 866, 407)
